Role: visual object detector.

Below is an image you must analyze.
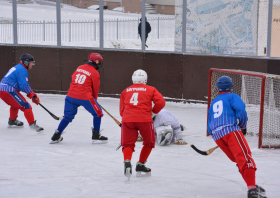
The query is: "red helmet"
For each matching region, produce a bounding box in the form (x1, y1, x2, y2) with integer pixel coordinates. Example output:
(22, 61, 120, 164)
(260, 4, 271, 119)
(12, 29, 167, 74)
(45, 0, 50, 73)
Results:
(88, 53, 103, 64)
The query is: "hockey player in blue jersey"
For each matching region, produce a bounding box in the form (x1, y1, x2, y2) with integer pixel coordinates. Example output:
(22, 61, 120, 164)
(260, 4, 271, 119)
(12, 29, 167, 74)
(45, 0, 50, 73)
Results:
(207, 76, 266, 198)
(0, 53, 43, 132)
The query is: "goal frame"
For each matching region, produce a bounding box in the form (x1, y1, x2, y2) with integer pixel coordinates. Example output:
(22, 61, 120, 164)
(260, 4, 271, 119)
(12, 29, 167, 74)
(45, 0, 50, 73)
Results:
(207, 68, 266, 149)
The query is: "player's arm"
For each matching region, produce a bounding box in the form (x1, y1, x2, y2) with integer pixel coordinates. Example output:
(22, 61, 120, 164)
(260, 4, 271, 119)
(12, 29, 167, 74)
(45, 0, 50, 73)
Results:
(17, 71, 40, 105)
(151, 88, 165, 114)
(207, 107, 213, 135)
(230, 94, 248, 128)
(119, 91, 125, 117)
(17, 70, 32, 94)
(92, 75, 100, 100)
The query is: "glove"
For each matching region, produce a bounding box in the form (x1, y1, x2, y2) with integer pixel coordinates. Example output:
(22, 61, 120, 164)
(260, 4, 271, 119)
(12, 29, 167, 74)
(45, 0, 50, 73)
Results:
(27, 90, 34, 99)
(180, 124, 186, 131)
(32, 94, 40, 105)
(173, 137, 187, 145)
(241, 128, 247, 135)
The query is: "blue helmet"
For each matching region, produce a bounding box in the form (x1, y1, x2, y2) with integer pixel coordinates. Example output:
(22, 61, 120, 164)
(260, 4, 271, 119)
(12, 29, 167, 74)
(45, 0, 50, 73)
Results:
(217, 76, 233, 92)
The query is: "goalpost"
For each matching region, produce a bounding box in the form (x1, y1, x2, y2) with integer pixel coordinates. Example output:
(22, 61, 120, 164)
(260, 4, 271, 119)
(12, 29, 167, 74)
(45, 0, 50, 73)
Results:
(207, 68, 280, 149)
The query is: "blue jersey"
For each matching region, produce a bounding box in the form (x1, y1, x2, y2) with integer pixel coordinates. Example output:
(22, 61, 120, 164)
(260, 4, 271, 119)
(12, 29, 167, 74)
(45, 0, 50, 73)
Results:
(0, 63, 32, 94)
(207, 92, 247, 141)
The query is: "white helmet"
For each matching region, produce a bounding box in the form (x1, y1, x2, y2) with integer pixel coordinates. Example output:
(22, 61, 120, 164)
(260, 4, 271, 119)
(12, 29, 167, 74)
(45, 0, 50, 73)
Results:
(132, 69, 147, 84)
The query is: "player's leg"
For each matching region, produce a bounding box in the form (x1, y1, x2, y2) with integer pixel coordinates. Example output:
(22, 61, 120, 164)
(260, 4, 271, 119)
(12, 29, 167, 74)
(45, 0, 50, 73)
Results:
(121, 122, 138, 179)
(228, 131, 266, 197)
(51, 96, 78, 143)
(82, 98, 107, 143)
(155, 125, 173, 146)
(136, 122, 155, 177)
(0, 91, 40, 129)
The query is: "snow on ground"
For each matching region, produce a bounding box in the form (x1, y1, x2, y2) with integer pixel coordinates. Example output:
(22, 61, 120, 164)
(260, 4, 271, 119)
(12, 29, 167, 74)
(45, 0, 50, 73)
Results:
(0, 94, 279, 198)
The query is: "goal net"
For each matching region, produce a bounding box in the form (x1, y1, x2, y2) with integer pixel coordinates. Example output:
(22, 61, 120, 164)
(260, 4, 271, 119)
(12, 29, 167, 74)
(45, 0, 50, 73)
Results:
(208, 68, 280, 148)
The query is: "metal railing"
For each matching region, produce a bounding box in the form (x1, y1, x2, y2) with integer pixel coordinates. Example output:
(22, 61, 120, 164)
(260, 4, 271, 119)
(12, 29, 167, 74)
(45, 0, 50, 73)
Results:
(0, 17, 174, 46)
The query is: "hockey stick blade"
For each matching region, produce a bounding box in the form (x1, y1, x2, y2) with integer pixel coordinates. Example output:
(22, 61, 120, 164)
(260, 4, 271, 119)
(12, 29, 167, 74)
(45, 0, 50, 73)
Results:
(190, 144, 219, 156)
(39, 103, 60, 120)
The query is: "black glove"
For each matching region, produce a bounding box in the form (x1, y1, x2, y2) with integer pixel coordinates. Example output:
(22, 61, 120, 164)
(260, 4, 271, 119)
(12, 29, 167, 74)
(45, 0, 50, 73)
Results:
(241, 128, 247, 135)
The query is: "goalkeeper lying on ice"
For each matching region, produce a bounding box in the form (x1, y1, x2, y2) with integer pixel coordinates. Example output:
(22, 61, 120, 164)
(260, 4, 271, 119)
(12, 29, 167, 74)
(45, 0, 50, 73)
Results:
(138, 109, 187, 146)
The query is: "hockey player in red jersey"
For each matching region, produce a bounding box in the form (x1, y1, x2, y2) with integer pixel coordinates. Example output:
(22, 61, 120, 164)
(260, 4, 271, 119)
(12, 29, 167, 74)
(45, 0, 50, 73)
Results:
(208, 76, 266, 198)
(50, 53, 107, 144)
(120, 69, 165, 180)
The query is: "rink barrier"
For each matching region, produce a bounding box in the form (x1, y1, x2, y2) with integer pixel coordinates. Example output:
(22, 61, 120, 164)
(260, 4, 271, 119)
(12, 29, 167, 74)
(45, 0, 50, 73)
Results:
(0, 45, 279, 101)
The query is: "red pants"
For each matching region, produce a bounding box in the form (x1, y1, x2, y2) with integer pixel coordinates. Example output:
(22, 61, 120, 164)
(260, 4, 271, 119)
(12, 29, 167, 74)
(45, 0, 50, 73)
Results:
(121, 122, 156, 152)
(0, 91, 34, 124)
(216, 131, 256, 186)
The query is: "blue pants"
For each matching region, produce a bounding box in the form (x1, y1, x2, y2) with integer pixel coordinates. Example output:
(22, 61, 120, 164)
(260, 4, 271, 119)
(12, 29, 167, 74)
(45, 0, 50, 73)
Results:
(57, 96, 103, 134)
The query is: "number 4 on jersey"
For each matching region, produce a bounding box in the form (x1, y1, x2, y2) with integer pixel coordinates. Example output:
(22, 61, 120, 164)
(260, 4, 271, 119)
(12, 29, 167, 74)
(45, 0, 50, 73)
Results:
(130, 93, 139, 105)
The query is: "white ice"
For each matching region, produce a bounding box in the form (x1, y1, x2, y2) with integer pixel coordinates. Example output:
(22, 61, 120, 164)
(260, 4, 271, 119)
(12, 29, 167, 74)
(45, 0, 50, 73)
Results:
(0, 94, 279, 198)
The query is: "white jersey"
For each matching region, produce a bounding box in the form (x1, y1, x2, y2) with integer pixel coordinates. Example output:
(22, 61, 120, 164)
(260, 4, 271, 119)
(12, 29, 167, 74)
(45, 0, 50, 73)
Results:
(153, 109, 182, 138)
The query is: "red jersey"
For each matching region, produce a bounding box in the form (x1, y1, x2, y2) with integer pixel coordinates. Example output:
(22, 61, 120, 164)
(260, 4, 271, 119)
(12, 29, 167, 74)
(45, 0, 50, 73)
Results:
(67, 64, 100, 100)
(120, 84, 165, 122)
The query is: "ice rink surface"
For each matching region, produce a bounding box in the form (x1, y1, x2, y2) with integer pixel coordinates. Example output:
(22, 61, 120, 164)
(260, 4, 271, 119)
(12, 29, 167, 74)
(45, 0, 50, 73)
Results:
(0, 94, 279, 198)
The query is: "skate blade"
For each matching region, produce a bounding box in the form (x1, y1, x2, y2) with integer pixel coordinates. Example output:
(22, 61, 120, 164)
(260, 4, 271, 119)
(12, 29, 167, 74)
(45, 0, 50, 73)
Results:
(136, 172, 151, 177)
(136, 139, 143, 142)
(173, 142, 188, 145)
(36, 128, 44, 132)
(8, 125, 24, 128)
(92, 140, 108, 144)
(125, 168, 132, 181)
(50, 137, 63, 144)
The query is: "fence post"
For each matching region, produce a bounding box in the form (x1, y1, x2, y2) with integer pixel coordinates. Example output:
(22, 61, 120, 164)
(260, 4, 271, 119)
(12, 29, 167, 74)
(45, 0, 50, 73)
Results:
(141, 0, 146, 50)
(56, 0, 61, 46)
(182, 0, 187, 53)
(12, 0, 18, 44)
(69, 20, 71, 42)
(117, 18, 118, 40)
(43, 20, 45, 41)
(99, 0, 104, 49)
(137, 18, 139, 39)
(158, 17, 159, 39)
(266, 0, 273, 57)
(94, 19, 96, 41)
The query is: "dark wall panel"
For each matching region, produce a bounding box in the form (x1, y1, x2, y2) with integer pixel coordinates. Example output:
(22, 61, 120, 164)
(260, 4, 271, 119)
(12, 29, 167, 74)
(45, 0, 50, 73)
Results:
(0, 46, 16, 79)
(267, 59, 280, 75)
(223, 57, 267, 72)
(183, 55, 224, 100)
(15, 47, 60, 91)
(1, 45, 279, 101)
(144, 53, 183, 99)
(102, 51, 143, 94)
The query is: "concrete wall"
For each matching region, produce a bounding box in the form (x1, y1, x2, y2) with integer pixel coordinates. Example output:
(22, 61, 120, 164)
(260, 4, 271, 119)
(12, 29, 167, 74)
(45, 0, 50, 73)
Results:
(0, 45, 279, 101)
(123, 0, 141, 14)
(154, 5, 174, 15)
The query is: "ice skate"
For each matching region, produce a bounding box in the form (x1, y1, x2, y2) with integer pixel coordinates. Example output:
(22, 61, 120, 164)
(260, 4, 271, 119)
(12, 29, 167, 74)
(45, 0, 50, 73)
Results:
(159, 131, 172, 146)
(29, 121, 44, 132)
(248, 187, 267, 198)
(50, 130, 63, 144)
(256, 185, 266, 195)
(8, 117, 24, 127)
(135, 161, 151, 177)
(92, 128, 108, 144)
(124, 160, 132, 181)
